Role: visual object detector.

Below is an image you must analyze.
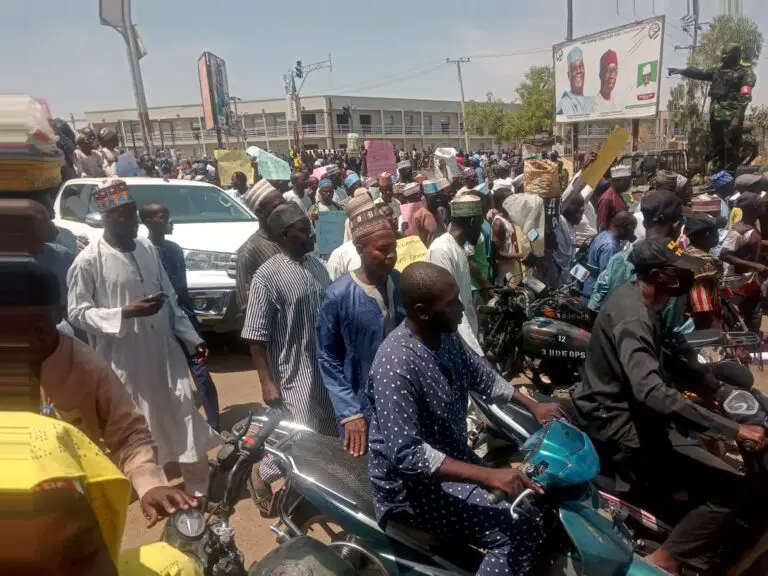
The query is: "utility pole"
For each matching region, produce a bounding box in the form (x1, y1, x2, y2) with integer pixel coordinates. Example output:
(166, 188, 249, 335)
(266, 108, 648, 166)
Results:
(566, 0, 578, 163)
(285, 54, 332, 152)
(676, 0, 703, 52)
(447, 57, 471, 152)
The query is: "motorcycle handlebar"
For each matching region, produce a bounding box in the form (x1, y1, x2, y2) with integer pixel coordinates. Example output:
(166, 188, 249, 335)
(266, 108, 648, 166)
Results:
(477, 305, 500, 316)
(487, 488, 506, 505)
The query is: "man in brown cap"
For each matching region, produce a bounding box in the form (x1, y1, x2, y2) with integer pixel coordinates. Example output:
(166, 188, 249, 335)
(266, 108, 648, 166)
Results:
(317, 195, 403, 457)
(241, 202, 337, 515)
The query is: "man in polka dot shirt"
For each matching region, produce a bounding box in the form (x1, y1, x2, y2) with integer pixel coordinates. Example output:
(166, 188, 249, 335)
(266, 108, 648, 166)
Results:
(367, 262, 567, 575)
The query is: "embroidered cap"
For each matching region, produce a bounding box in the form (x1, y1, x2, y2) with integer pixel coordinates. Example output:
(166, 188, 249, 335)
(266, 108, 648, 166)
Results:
(92, 178, 134, 213)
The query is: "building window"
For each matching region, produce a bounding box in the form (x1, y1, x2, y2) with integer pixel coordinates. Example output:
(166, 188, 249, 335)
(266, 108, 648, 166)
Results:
(404, 114, 414, 127)
(336, 113, 347, 126)
(360, 114, 373, 135)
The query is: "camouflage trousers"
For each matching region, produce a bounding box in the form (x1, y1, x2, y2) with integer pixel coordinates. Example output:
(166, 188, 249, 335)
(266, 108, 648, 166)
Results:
(710, 114, 743, 172)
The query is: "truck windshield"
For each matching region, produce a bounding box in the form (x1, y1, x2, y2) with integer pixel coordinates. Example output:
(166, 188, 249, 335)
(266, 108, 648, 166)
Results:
(125, 183, 254, 223)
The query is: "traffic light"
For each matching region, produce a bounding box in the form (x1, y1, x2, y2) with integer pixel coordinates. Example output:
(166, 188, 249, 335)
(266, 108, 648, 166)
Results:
(295, 60, 303, 78)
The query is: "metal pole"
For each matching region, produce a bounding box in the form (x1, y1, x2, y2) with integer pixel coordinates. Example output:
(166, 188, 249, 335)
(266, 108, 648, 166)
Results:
(447, 57, 471, 152)
(567, 0, 579, 164)
(692, 0, 699, 49)
(293, 75, 303, 151)
(122, 0, 153, 155)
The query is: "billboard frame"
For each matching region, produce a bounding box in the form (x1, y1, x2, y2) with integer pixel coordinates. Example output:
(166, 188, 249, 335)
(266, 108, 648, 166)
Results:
(198, 51, 231, 148)
(552, 15, 665, 124)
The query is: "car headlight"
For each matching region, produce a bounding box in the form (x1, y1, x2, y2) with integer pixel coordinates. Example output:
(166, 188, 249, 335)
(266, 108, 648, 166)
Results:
(183, 249, 235, 271)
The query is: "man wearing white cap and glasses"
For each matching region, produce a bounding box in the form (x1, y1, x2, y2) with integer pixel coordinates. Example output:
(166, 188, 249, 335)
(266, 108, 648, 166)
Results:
(426, 194, 486, 357)
(597, 164, 630, 231)
(556, 47, 596, 116)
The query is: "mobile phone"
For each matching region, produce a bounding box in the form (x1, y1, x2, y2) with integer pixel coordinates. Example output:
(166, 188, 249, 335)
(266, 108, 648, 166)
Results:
(527, 229, 540, 242)
(570, 264, 590, 282)
(152, 292, 168, 303)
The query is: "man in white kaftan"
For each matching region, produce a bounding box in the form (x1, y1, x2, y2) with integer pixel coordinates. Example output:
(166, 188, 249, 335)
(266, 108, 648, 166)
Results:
(67, 178, 220, 496)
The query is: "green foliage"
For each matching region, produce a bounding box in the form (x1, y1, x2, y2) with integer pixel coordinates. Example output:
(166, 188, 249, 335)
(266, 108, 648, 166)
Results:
(504, 66, 555, 140)
(748, 104, 768, 145)
(667, 15, 763, 132)
(465, 92, 507, 141)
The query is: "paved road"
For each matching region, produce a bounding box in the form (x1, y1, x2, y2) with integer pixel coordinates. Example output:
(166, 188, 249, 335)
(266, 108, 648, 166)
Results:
(120, 334, 768, 567)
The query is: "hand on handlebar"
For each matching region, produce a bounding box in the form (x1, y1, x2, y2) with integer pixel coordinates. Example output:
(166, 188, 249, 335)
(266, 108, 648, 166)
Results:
(486, 468, 543, 499)
(737, 424, 767, 452)
(140, 486, 199, 528)
(529, 402, 571, 426)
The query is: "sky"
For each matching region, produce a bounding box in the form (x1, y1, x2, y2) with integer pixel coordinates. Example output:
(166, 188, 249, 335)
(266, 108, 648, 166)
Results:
(3, 0, 767, 119)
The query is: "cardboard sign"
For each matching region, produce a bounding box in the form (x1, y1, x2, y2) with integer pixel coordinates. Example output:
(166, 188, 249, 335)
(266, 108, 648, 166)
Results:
(245, 146, 291, 181)
(347, 133, 360, 154)
(581, 127, 631, 190)
(433, 147, 459, 180)
(399, 200, 424, 226)
(364, 140, 396, 178)
(395, 236, 427, 272)
(214, 149, 255, 186)
(315, 211, 347, 255)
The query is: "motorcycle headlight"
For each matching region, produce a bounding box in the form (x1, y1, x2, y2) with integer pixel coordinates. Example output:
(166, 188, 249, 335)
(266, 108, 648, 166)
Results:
(183, 249, 234, 271)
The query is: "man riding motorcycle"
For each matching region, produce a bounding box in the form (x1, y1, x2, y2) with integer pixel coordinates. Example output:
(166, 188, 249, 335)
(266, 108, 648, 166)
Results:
(571, 238, 767, 574)
(367, 262, 568, 575)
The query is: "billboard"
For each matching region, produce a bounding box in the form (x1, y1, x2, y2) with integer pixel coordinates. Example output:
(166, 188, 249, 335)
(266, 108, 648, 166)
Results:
(553, 16, 664, 123)
(198, 52, 231, 131)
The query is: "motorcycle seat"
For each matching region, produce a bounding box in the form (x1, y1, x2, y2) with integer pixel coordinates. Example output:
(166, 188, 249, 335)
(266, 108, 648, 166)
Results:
(282, 432, 376, 519)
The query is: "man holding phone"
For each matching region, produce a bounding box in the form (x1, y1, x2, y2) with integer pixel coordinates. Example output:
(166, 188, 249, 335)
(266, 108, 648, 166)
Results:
(67, 179, 221, 497)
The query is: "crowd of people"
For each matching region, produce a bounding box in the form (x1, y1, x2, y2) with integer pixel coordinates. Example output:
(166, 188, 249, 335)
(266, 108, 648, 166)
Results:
(6, 93, 768, 575)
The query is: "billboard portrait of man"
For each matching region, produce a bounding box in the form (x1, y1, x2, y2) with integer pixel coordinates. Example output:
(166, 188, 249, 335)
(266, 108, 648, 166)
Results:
(556, 47, 596, 116)
(595, 49, 619, 112)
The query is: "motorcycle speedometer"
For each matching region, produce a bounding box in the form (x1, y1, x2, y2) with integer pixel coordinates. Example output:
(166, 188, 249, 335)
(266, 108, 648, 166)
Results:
(173, 508, 206, 540)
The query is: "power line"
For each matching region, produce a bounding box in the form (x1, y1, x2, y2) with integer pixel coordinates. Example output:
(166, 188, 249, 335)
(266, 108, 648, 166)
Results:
(468, 47, 551, 59)
(303, 60, 444, 97)
(329, 63, 445, 96)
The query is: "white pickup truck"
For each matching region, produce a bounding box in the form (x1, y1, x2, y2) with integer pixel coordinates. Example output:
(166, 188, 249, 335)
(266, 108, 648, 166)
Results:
(53, 177, 257, 333)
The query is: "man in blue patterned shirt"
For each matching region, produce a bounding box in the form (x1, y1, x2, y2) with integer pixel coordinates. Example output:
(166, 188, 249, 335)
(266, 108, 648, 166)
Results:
(367, 261, 567, 576)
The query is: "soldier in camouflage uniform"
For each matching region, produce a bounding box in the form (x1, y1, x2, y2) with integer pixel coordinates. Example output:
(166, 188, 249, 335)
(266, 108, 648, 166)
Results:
(669, 43, 756, 172)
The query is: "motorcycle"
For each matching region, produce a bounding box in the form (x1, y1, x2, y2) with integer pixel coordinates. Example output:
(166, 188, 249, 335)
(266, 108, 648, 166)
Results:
(162, 409, 355, 575)
(468, 362, 768, 574)
(237, 413, 668, 575)
(480, 277, 592, 393)
(480, 272, 761, 394)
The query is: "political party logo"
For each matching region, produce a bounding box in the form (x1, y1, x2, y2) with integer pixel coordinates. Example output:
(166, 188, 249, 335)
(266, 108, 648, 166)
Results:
(636, 60, 658, 87)
(648, 21, 661, 40)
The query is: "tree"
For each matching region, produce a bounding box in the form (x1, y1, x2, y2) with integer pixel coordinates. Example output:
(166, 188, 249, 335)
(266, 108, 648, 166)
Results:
(465, 92, 507, 144)
(504, 65, 555, 140)
(748, 104, 768, 151)
(667, 15, 763, 132)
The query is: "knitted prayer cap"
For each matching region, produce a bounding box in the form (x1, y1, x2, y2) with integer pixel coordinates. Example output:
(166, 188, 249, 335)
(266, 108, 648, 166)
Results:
(402, 182, 421, 198)
(347, 196, 391, 242)
(344, 173, 361, 188)
(422, 180, 439, 195)
(397, 160, 411, 170)
(242, 179, 277, 212)
(92, 178, 134, 213)
(324, 164, 340, 178)
(353, 187, 371, 199)
(450, 194, 482, 218)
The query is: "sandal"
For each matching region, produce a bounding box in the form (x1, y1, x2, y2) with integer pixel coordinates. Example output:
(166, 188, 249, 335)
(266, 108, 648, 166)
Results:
(249, 468, 279, 518)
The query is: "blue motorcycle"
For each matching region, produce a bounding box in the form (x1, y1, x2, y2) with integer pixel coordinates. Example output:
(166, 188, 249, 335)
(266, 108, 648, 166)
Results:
(241, 414, 666, 575)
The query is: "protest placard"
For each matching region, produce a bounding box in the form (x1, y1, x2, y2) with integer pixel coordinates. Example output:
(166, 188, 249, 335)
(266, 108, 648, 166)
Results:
(347, 133, 360, 154)
(315, 211, 347, 255)
(399, 200, 424, 226)
(364, 140, 396, 177)
(245, 146, 291, 181)
(581, 127, 630, 189)
(433, 148, 460, 180)
(395, 236, 427, 272)
(214, 149, 255, 185)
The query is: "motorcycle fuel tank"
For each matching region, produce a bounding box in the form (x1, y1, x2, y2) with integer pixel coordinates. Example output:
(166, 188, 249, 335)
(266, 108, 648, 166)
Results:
(522, 318, 590, 360)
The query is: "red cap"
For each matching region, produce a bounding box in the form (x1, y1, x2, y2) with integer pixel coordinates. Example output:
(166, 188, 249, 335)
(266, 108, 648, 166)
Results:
(601, 50, 618, 68)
